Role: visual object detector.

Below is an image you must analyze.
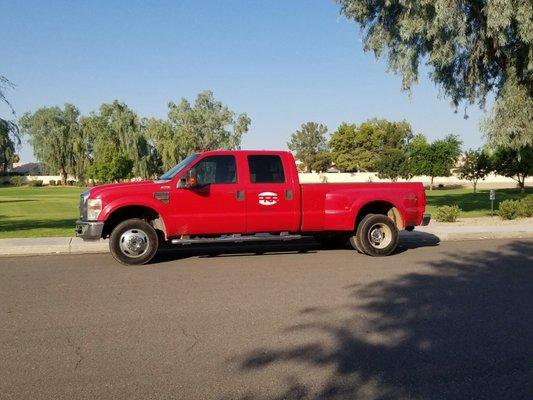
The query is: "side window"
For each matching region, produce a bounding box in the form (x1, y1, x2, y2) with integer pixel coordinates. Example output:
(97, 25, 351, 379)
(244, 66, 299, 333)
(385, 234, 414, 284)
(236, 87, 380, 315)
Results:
(248, 155, 285, 183)
(191, 156, 237, 185)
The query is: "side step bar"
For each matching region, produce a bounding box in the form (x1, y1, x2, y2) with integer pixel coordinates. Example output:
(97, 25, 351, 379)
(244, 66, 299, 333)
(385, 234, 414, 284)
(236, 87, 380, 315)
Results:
(171, 233, 302, 245)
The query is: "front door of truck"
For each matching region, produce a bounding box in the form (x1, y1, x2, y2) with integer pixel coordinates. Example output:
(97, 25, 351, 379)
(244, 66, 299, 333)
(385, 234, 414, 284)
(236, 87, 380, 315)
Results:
(244, 154, 299, 233)
(169, 155, 246, 236)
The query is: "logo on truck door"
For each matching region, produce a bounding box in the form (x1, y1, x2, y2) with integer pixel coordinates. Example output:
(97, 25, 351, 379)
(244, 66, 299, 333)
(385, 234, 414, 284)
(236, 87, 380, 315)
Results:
(258, 192, 279, 206)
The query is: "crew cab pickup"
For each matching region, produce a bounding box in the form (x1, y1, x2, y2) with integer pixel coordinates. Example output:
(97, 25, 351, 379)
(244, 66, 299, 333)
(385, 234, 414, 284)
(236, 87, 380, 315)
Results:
(76, 150, 430, 265)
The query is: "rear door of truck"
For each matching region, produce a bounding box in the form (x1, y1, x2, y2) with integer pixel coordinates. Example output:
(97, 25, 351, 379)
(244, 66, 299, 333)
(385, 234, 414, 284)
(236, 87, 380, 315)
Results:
(243, 152, 300, 233)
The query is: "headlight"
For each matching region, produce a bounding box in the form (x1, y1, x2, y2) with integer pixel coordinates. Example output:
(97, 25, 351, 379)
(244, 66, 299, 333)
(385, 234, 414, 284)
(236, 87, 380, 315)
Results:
(87, 198, 102, 220)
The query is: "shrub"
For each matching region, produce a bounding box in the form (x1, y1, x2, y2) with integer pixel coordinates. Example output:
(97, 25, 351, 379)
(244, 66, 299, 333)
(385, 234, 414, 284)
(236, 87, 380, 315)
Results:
(28, 180, 43, 187)
(67, 180, 75, 186)
(49, 180, 56, 186)
(517, 196, 533, 218)
(10, 176, 25, 186)
(435, 205, 460, 222)
(498, 199, 520, 220)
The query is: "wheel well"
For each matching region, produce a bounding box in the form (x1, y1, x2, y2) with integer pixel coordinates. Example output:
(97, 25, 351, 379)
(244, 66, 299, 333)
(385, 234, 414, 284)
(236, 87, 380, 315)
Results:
(355, 201, 404, 230)
(102, 206, 166, 239)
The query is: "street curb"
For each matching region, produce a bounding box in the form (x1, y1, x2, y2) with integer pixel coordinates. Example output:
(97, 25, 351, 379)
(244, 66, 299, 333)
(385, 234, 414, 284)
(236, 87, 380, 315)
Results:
(0, 237, 108, 257)
(1, 229, 532, 257)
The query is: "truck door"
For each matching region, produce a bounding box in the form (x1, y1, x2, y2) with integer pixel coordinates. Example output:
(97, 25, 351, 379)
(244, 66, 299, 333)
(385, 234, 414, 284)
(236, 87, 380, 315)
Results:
(244, 154, 300, 233)
(169, 155, 246, 236)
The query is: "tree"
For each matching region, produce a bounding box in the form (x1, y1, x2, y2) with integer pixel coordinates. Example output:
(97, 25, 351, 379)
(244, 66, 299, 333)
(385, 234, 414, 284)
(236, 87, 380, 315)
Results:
(336, 0, 532, 108)
(409, 134, 462, 190)
(310, 151, 333, 173)
(147, 91, 250, 171)
(19, 104, 82, 184)
(287, 122, 329, 172)
(0, 76, 20, 174)
(329, 119, 413, 172)
(82, 101, 159, 179)
(87, 147, 133, 183)
(376, 148, 411, 182)
(482, 75, 533, 150)
(457, 149, 493, 193)
(491, 146, 533, 192)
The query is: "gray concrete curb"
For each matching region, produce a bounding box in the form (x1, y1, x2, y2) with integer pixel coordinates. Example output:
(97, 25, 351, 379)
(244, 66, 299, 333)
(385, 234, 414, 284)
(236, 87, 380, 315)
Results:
(1, 224, 532, 258)
(0, 237, 108, 257)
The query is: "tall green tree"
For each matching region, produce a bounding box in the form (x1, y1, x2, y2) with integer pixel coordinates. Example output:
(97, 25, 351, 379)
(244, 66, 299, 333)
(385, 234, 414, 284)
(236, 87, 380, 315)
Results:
(491, 146, 533, 192)
(87, 146, 133, 183)
(336, 0, 532, 108)
(409, 134, 462, 190)
(148, 91, 250, 171)
(376, 148, 411, 182)
(482, 75, 533, 150)
(19, 104, 82, 184)
(0, 76, 20, 174)
(82, 101, 159, 179)
(287, 122, 329, 172)
(329, 119, 413, 172)
(457, 149, 493, 193)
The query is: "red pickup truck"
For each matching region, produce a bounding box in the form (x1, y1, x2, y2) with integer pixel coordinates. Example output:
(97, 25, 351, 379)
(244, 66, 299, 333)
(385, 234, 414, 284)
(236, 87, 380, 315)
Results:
(76, 150, 430, 265)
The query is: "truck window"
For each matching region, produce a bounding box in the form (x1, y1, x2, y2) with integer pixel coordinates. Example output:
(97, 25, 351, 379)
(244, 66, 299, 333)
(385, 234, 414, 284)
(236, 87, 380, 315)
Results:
(192, 156, 237, 185)
(248, 155, 285, 183)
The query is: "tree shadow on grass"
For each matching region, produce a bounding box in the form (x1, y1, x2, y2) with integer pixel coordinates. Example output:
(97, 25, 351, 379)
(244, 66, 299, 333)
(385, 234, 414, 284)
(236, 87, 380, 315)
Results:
(0, 199, 37, 204)
(229, 240, 533, 400)
(0, 218, 76, 233)
(426, 188, 532, 213)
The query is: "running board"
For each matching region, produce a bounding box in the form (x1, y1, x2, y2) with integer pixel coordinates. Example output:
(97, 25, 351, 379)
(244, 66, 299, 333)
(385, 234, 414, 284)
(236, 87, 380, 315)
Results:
(171, 233, 302, 245)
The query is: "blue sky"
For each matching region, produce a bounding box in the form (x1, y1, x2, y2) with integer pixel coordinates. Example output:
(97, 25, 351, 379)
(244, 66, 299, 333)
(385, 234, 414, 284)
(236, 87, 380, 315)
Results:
(3, 0, 488, 163)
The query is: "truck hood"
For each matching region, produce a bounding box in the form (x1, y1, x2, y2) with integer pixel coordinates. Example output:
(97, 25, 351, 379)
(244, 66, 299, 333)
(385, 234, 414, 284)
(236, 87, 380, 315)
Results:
(88, 180, 171, 198)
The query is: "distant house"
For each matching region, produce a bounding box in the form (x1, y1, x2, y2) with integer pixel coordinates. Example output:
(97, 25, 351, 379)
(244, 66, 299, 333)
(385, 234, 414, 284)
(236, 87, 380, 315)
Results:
(11, 162, 43, 175)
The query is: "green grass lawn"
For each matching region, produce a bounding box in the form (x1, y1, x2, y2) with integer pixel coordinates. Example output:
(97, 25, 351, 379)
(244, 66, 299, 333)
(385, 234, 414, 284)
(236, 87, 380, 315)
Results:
(0, 186, 85, 239)
(0, 185, 531, 239)
(425, 187, 532, 218)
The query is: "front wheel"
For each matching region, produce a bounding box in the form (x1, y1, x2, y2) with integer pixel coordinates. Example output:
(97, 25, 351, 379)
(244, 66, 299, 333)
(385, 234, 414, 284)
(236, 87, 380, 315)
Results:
(109, 218, 159, 265)
(351, 214, 399, 256)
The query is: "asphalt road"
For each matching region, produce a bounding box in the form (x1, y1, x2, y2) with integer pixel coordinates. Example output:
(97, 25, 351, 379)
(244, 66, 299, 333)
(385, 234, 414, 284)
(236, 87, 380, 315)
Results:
(1, 237, 532, 400)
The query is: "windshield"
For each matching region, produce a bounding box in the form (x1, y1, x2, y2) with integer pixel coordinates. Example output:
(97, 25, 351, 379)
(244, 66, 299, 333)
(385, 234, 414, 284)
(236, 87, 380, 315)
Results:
(158, 154, 199, 180)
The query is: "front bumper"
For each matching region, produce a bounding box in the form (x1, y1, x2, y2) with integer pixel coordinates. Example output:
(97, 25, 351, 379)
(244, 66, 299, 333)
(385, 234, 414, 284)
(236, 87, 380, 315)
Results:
(421, 213, 431, 226)
(75, 220, 104, 241)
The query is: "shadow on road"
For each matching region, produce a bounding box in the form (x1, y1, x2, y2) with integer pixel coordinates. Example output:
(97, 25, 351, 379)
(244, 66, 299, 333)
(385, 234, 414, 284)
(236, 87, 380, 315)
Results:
(151, 231, 440, 263)
(227, 240, 533, 400)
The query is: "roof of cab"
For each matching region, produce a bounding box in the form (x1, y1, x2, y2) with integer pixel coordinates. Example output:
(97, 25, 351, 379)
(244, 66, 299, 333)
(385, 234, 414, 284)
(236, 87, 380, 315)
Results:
(196, 149, 293, 156)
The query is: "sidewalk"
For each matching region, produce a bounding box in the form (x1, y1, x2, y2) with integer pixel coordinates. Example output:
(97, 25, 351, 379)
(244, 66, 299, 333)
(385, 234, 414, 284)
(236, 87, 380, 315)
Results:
(0, 217, 532, 257)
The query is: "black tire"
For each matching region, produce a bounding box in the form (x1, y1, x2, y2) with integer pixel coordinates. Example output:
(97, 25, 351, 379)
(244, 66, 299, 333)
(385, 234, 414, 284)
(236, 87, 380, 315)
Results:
(109, 218, 159, 265)
(352, 214, 399, 256)
(349, 214, 373, 254)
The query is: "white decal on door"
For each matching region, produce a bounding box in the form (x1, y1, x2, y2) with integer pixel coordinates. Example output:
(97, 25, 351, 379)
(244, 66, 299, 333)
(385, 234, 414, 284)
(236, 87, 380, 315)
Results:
(258, 192, 279, 206)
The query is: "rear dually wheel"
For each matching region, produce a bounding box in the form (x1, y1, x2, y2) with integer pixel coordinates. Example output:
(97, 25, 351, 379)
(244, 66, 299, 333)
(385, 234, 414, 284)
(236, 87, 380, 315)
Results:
(351, 214, 399, 256)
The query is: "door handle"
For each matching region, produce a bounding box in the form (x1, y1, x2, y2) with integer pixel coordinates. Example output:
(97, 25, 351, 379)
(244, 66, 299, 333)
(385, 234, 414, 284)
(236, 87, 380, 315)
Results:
(236, 190, 245, 201)
(285, 189, 293, 200)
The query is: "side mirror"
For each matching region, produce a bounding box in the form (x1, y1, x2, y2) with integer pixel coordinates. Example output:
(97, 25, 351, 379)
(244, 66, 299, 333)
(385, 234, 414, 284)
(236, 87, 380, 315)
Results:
(178, 171, 198, 189)
(186, 175, 198, 188)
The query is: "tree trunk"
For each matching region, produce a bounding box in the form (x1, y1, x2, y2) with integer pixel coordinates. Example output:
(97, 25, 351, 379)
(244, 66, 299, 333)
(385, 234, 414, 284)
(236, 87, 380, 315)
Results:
(429, 176, 434, 191)
(473, 180, 477, 193)
(60, 166, 67, 185)
(518, 175, 525, 193)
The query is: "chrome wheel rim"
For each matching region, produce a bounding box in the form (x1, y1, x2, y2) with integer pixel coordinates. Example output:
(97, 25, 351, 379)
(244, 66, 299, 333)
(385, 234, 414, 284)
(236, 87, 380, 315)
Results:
(368, 223, 392, 249)
(119, 229, 149, 258)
